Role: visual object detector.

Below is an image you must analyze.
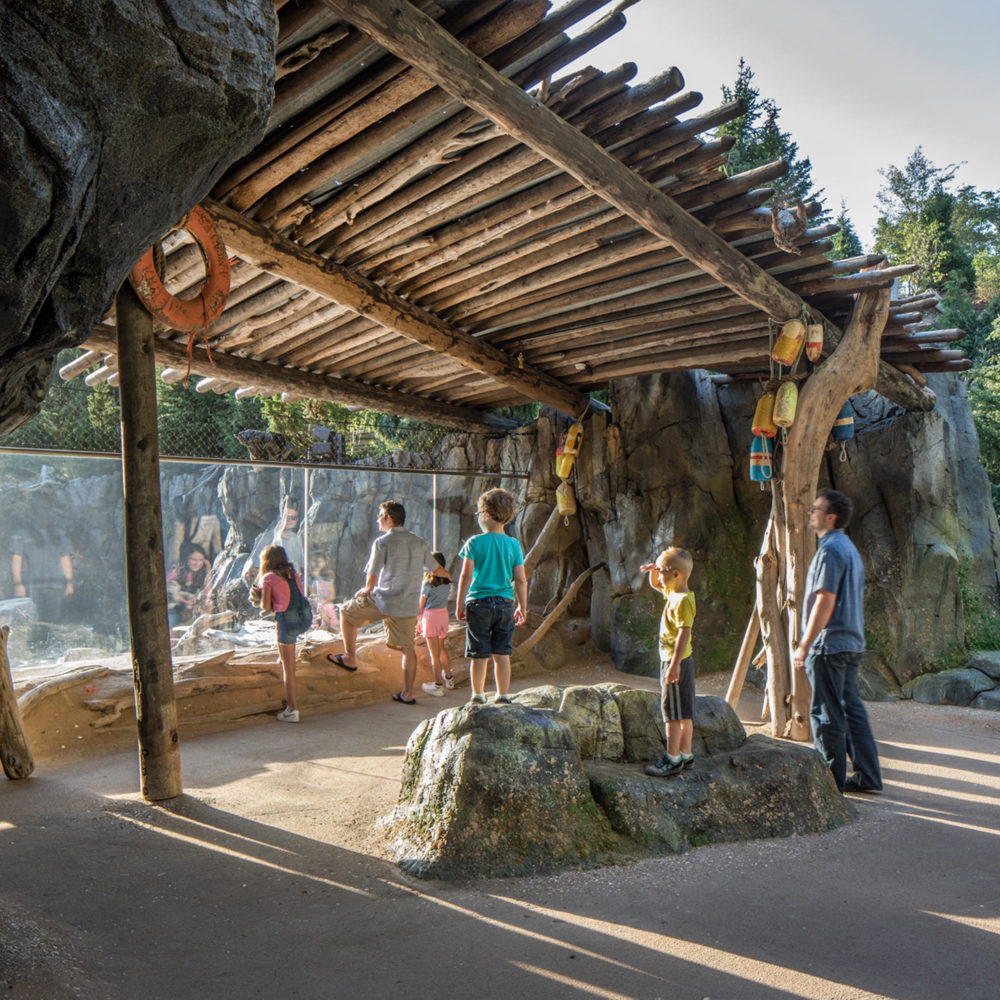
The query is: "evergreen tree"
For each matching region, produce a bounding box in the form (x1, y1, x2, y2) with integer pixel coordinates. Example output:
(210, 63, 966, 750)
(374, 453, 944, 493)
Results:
(716, 59, 825, 212)
(827, 200, 863, 260)
(873, 147, 976, 293)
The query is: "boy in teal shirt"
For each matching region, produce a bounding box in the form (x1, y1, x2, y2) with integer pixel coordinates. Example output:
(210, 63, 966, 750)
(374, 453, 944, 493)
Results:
(456, 488, 528, 704)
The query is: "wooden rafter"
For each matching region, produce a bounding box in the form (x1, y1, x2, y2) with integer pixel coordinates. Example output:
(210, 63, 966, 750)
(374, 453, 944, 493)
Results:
(205, 199, 593, 419)
(321, 0, 936, 413)
(83, 327, 515, 435)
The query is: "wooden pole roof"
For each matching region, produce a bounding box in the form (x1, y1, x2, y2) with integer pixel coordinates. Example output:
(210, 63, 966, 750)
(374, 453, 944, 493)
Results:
(74, 0, 956, 423)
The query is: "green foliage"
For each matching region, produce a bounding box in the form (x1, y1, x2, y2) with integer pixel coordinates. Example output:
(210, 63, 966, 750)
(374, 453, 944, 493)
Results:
(157, 379, 264, 459)
(958, 557, 1000, 650)
(715, 59, 825, 211)
(827, 200, 863, 261)
(873, 147, 980, 294)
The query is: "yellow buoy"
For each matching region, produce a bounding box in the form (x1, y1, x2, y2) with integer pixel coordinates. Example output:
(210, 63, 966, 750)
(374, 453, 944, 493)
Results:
(772, 319, 805, 367)
(773, 380, 798, 428)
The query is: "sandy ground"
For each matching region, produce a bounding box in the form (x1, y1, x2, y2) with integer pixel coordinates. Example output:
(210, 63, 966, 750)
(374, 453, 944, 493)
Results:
(2, 664, 999, 1000)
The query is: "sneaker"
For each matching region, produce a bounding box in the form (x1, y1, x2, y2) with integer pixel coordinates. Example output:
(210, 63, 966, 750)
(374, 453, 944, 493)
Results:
(681, 754, 695, 770)
(494, 694, 513, 704)
(443, 674, 456, 690)
(643, 755, 684, 777)
(421, 682, 445, 697)
(277, 707, 300, 723)
(469, 694, 486, 704)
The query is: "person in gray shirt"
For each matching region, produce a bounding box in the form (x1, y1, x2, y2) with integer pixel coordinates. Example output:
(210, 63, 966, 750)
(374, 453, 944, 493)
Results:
(793, 489, 882, 794)
(329, 500, 449, 704)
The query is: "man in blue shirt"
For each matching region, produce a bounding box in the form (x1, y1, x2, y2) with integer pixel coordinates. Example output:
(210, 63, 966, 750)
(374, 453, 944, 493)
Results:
(793, 489, 883, 793)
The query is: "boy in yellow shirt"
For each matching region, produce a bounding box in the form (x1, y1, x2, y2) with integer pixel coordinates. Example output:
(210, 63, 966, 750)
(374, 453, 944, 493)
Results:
(640, 547, 696, 777)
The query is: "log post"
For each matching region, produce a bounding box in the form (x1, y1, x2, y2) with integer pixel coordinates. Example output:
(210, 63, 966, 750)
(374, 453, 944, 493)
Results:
(116, 283, 182, 802)
(725, 608, 760, 711)
(756, 490, 791, 736)
(0, 625, 34, 779)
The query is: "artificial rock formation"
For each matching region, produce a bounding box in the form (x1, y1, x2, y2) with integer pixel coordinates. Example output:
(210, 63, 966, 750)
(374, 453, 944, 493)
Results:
(515, 371, 1000, 697)
(386, 685, 850, 879)
(0, 0, 276, 433)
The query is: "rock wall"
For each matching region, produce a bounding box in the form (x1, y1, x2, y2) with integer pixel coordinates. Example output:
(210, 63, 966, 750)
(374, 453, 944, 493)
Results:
(0, 0, 276, 433)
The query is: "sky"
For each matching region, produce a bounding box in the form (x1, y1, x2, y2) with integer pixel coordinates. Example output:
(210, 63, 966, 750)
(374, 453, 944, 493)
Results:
(569, 0, 998, 249)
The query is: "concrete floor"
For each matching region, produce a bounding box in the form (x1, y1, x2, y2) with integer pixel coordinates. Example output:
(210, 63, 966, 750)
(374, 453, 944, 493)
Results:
(2, 667, 998, 1000)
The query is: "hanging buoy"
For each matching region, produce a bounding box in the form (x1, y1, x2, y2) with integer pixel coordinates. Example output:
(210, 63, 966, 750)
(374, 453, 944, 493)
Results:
(555, 479, 577, 519)
(832, 401, 854, 441)
(805, 323, 823, 362)
(773, 380, 798, 429)
(128, 204, 231, 332)
(750, 436, 773, 482)
(555, 421, 584, 479)
(752, 392, 778, 438)
(832, 400, 854, 462)
(771, 319, 805, 367)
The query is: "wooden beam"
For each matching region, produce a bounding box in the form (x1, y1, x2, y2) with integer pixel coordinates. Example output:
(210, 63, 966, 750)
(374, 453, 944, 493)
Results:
(322, 0, 936, 413)
(84, 326, 515, 435)
(115, 283, 182, 802)
(204, 199, 592, 419)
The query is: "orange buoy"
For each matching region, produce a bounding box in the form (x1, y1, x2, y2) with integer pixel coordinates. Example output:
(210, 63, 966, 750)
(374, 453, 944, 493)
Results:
(129, 204, 231, 332)
(805, 323, 823, 362)
(752, 391, 778, 438)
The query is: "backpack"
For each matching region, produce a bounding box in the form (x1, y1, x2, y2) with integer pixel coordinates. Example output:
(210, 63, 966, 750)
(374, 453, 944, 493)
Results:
(281, 574, 311, 627)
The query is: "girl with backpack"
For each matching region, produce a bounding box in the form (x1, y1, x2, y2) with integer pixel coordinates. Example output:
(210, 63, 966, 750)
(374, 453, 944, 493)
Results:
(251, 544, 310, 723)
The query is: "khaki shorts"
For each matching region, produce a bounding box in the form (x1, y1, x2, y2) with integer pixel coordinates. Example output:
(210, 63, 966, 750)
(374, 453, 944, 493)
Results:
(340, 593, 416, 651)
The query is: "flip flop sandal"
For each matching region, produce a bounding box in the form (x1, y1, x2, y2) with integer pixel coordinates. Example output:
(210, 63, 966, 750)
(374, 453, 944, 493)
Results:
(393, 692, 417, 705)
(327, 653, 358, 672)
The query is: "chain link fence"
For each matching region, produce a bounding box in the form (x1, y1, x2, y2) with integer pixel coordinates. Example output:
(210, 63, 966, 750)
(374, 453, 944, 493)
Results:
(3, 354, 463, 467)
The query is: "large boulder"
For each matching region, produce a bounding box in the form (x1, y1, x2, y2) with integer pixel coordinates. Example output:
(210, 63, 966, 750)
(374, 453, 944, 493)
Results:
(0, 0, 276, 433)
(385, 686, 850, 879)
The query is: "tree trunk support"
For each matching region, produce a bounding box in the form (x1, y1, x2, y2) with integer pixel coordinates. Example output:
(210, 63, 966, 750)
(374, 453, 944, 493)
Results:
(757, 285, 891, 740)
(0, 625, 34, 779)
(116, 283, 183, 802)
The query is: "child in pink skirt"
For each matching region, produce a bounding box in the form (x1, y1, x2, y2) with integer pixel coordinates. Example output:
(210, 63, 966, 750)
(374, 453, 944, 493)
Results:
(418, 552, 454, 697)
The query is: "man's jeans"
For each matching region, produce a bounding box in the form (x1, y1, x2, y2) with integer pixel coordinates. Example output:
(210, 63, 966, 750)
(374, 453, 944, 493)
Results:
(805, 649, 883, 792)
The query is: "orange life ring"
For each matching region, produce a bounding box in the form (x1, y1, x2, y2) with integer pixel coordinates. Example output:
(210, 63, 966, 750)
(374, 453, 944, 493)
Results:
(128, 204, 231, 332)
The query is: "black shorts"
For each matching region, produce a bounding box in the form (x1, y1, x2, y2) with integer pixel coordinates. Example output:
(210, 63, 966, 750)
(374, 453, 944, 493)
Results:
(464, 596, 515, 657)
(660, 655, 695, 722)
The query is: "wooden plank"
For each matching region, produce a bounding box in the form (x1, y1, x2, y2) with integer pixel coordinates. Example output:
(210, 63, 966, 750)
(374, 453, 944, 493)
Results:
(321, 0, 936, 414)
(84, 326, 515, 434)
(205, 199, 593, 418)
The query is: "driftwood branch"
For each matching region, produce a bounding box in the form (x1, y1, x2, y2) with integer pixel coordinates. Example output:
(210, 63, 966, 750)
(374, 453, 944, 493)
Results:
(1, 625, 34, 779)
(514, 565, 602, 656)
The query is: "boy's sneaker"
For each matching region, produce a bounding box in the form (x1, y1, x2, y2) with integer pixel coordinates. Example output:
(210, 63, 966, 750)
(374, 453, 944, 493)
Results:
(644, 755, 684, 777)
(277, 707, 300, 723)
(421, 682, 445, 697)
(494, 694, 513, 704)
(681, 754, 695, 770)
(443, 674, 456, 690)
(469, 694, 486, 704)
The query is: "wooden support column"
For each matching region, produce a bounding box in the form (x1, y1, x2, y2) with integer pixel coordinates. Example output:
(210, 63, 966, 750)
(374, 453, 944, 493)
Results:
(321, 0, 935, 415)
(0, 625, 34, 779)
(116, 283, 182, 802)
